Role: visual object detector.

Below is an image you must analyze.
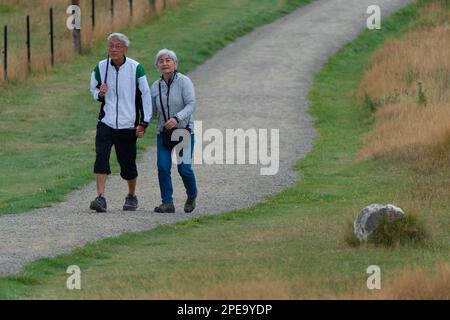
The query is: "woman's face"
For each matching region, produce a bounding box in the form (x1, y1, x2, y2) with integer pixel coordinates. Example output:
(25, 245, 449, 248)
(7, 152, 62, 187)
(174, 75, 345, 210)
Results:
(158, 55, 176, 76)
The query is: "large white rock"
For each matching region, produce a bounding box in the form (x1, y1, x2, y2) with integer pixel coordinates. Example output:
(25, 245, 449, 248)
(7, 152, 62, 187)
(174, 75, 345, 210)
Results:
(354, 204, 405, 241)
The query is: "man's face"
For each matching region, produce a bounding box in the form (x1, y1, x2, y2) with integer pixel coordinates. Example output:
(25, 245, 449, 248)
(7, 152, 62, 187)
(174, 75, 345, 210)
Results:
(108, 39, 128, 61)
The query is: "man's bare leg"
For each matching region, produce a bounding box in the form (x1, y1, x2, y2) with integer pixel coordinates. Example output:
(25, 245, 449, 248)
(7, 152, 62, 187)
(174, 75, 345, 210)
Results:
(96, 173, 107, 196)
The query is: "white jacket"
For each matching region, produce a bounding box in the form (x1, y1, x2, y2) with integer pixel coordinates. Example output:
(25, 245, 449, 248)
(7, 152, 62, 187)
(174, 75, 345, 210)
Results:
(90, 56, 152, 129)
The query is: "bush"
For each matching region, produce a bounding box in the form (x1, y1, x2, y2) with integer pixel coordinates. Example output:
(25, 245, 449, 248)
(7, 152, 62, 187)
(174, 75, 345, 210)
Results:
(345, 213, 429, 247)
(418, 81, 427, 106)
(372, 213, 429, 247)
(363, 92, 378, 112)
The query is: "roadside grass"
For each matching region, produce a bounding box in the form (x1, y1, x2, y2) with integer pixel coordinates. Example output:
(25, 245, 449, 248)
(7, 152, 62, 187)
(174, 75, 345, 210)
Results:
(0, 0, 313, 215)
(0, 0, 448, 299)
(342, 260, 450, 299)
(358, 0, 450, 173)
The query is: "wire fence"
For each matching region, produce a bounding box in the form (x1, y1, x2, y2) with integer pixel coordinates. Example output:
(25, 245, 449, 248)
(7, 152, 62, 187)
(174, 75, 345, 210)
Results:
(0, 0, 180, 83)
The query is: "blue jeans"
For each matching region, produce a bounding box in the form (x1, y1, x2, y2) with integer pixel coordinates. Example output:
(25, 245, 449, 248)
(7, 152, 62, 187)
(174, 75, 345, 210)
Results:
(157, 134, 198, 203)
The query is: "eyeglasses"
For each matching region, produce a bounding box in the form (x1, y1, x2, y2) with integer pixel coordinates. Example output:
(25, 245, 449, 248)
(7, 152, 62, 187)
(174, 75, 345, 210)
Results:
(108, 45, 125, 50)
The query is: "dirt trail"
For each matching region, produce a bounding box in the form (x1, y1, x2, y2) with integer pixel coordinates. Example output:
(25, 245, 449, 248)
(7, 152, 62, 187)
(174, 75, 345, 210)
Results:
(0, 0, 413, 276)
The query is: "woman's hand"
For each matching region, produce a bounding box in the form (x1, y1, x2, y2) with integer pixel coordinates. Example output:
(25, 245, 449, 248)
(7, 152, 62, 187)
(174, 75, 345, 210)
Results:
(164, 118, 178, 129)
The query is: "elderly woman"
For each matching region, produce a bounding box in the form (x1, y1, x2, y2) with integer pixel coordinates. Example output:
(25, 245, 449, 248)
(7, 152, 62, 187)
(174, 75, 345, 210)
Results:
(151, 49, 198, 213)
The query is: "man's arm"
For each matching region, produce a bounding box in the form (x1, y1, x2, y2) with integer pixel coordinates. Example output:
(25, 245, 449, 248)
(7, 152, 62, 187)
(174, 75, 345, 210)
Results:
(90, 64, 105, 102)
(136, 64, 152, 127)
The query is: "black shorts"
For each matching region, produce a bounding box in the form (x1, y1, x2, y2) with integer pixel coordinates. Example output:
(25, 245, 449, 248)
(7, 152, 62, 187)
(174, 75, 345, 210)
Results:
(94, 122, 138, 180)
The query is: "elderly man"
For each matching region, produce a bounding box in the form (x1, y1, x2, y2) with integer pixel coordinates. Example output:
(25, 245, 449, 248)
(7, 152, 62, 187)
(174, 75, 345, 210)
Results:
(89, 33, 152, 212)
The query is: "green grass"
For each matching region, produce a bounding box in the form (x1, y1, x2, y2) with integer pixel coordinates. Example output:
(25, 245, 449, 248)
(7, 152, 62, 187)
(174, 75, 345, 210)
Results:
(0, 0, 313, 215)
(0, 3, 18, 15)
(0, 0, 448, 299)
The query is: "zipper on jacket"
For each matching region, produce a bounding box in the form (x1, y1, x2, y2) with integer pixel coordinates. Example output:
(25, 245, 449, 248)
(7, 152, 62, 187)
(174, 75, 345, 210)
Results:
(115, 67, 119, 129)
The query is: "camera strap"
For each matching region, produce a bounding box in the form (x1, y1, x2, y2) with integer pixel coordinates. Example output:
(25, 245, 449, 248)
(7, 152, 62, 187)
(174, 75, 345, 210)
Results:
(104, 56, 110, 84)
(158, 71, 177, 123)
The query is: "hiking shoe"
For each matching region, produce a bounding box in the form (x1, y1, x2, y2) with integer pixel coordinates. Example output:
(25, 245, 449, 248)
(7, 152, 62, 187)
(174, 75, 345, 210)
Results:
(154, 201, 175, 213)
(184, 196, 197, 213)
(123, 194, 138, 211)
(90, 195, 107, 212)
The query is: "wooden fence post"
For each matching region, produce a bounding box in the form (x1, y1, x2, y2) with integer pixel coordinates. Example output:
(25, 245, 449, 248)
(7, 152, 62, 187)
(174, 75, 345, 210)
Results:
(91, 0, 96, 28)
(71, 0, 82, 54)
(3, 25, 7, 80)
(49, 8, 54, 66)
(26, 16, 31, 72)
(110, 0, 114, 20)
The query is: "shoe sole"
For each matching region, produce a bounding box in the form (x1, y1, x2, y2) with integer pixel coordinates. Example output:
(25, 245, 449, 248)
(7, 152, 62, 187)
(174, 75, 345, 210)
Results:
(123, 205, 137, 211)
(154, 208, 175, 213)
(90, 201, 107, 213)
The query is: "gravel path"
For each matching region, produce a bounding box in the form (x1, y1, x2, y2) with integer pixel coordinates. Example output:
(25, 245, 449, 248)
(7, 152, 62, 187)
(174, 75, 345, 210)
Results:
(0, 0, 413, 276)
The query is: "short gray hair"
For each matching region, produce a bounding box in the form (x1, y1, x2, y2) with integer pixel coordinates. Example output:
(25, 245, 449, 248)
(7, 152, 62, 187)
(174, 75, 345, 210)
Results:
(107, 33, 130, 47)
(154, 49, 178, 69)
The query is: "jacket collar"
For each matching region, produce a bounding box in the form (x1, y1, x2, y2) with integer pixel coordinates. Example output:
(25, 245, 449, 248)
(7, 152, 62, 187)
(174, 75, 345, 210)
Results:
(110, 55, 127, 67)
(160, 70, 178, 84)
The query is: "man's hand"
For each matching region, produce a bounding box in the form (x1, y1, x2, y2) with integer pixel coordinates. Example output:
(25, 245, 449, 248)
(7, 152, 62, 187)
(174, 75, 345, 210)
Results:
(98, 83, 108, 98)
(136, 125, 145, 138)
(164, 118, 178, 129)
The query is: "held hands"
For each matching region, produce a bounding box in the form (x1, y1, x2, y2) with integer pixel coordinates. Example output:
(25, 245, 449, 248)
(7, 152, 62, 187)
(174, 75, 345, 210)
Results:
(98, 84, 108, 98)
(164, 118, 178, 130)
(99, 81, 145, 138)
(136, 125, 145, 138)
(99, 83, 145, 138)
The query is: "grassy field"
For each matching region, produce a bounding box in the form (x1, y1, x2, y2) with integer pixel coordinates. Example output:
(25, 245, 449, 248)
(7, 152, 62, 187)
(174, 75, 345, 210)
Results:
(0, 0, 448, 299)
(358, 1, 450, 173)
(0, 0, 313, 215)
(0, 0, 181, 81)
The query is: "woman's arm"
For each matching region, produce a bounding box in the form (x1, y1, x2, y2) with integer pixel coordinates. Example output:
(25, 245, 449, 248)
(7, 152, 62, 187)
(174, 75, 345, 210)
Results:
(174, 76, 196, 121)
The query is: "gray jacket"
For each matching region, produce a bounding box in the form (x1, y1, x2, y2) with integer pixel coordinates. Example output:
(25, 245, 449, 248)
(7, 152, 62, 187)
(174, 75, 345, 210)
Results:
(150, 71, 195, 133)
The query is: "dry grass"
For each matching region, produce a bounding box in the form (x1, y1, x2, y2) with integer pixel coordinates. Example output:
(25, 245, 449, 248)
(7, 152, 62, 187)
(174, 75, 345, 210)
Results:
(349, 2, 450, 300)
(76, 279, 297, 300)
(68, 262, 450, 300)
(0, 0, 181, 83)
(358, 1, 450, 172)
(340, 262, 450, 300)
(64, 270, 337, 300)
(380, 262, 450, 300)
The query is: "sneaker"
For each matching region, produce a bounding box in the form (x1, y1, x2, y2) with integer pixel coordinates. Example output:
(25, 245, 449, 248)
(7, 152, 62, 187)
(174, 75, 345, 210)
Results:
(154, 201, 175, 213)
(90, 195, 107, 212)
(123, 194, 138, 211)
(184, 196, 196, 213)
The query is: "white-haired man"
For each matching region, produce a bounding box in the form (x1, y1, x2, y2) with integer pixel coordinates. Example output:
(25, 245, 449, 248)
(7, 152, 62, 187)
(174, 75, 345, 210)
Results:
(89, 33, 152, 212)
